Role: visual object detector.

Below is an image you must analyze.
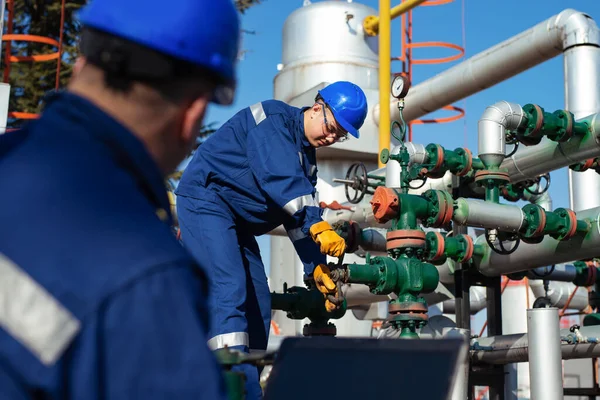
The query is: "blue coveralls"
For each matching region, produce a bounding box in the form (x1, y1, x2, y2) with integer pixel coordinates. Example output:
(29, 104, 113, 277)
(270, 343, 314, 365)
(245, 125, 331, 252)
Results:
(175, 100, 326, 399)
(0, 92, 227, 400)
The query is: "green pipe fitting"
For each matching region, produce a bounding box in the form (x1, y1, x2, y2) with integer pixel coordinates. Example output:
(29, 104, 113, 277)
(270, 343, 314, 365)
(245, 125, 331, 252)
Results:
(501, 184, 523, 202)
(391, 193, 431, 230)
(424, 231, 472, 264)
(485, 182, 500, 203)
(420, 189, 454, 228)
(573, 260, 600, 287)
(271, 286, 346, 321)
(521, 204, 589, 241)
(346, 256, 439, 297)
(517, 104, 589, 145)
(423, 143, 473, 177)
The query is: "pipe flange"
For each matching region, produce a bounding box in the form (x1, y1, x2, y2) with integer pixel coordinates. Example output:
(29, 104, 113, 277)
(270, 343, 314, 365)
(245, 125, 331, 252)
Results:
(425, 231, 446, 262)
(518, 104, 544, 146)
(474, 170, 510, 183)
(386, 229, 426, 251)
(370, 186, 400, 224)
(388, 300, 428, 315)
(425, 144, 446, 178)
(457, 234, 474, 263)
(551, 109, 574, 142)
(521, 204, 547, 239)
(582, 264, 597, 287)
(454, 147, 473, 177)
(571, 158, 596, 172)
(501, 185, 522, 202)
(422, 190, 454, 228)
(550, 207, 579, 241)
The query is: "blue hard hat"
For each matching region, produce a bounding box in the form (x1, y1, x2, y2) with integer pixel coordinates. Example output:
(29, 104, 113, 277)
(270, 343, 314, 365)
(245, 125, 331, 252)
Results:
(77, 0, 240, 105)
(318, 81, 368, 139)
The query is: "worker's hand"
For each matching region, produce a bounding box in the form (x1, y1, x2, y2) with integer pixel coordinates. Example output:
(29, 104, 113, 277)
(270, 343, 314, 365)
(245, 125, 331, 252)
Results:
(309, 221, 346, 258)
(313, 264, 341, 312)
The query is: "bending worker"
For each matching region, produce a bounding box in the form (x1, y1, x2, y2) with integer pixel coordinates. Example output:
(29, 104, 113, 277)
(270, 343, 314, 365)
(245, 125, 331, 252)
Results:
(0, 0, 239, 398)
(175, 81, 369, 398)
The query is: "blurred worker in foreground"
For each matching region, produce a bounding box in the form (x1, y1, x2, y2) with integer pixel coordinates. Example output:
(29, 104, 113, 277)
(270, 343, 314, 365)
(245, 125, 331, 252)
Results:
(175, 81, 369, 399)
(0, 0, 239, 398)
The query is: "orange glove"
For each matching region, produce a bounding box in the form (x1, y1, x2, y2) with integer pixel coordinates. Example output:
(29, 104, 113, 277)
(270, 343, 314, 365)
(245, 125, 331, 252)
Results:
(309, 221, 346, 258)
(313, 264, 341, 312)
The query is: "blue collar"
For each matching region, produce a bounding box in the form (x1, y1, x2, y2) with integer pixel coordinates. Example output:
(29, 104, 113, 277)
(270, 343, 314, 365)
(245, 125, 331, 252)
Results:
(43, 91, 173, 224)
(296, 106, 312, 149)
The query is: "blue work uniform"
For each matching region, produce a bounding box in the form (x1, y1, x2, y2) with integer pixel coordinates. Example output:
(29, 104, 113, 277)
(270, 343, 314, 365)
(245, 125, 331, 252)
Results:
(175, 100, 326, 399)
(0, 92, 227, 400)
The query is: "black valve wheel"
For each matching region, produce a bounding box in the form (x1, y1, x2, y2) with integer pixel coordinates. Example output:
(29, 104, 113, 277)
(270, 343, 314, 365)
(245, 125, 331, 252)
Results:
(344, 163, 369, 204)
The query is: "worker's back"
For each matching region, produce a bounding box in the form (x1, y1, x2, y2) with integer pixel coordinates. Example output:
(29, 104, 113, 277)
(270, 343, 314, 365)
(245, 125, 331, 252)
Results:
(0, 91, 227, 399)
(176, 99, 319, 235)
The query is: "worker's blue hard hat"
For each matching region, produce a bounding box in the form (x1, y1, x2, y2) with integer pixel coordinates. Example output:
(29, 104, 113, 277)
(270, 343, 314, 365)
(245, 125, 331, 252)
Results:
(77, 0, 240, 105)
(318, 81, 368, 139)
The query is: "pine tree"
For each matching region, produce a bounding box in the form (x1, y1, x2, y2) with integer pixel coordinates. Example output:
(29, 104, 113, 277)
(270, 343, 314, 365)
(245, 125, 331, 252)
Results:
(3, 0, 262, 128)
(3, 0, 85, 126)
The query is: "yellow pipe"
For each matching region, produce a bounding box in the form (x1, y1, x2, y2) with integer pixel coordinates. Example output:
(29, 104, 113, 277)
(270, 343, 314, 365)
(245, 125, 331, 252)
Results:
(378, 0, 391, 168)
(363, 0, 428, 36)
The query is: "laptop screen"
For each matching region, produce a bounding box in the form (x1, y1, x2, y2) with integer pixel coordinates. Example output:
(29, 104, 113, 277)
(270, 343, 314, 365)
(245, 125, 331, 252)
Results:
(264, 336, 465, 400)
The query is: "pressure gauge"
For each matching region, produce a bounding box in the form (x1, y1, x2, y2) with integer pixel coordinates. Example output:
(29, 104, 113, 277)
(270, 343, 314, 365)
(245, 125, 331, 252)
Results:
(391, 74, 410, 99)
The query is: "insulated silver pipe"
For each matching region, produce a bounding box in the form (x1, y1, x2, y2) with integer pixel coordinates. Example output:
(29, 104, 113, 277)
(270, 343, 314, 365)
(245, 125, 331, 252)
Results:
(501, 113, 600, 183)
(478, 101, 526, 169)
(471, 325, 600, 365)
(385, 143, 427, 189)
(566, 39, 600, 211)
(525, 264, 577, 282)
(441, 286, 487, 315)
(453, 198, 524, 233)
(475, 206, 600, 276)
(527, 308, 563, 400)
(372, 9, 593, 124)
(528, 280, 589, 311)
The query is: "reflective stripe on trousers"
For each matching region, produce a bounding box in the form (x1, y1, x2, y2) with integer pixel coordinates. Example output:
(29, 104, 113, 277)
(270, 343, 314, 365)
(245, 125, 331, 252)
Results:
(207, 331, 249, 350)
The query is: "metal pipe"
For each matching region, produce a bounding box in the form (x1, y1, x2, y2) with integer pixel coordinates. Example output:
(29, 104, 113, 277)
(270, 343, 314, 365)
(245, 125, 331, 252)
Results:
(565, 18, 600, 212)
(475, 206, 600, 277)
(501, 113, 600, 183)
(453, 198, 524, 233)
(523, 188, 553, 211)
(377, 0, 391, 169)
(371, 9, 596, 124)
(441, 286, 487, 315)
(342, 283, 389, 308)
(478, 101, 526, 169)
(529, 280, 589, 311)
(471, 325, 600, 365)
(527, 308, 564, 400)
(385, 143, 428, 189)
(362, 0, 427, 37)
(525, 264, 577, 282)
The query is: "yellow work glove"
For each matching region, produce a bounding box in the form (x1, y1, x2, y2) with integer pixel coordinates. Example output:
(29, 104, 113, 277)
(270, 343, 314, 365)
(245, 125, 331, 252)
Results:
(309, 221, 346, 258)
(313, 264, 340, 312)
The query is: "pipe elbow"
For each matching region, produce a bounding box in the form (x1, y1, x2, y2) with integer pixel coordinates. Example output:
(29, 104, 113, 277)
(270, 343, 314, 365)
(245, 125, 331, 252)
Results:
(478, 101, 525, 169)
(553, 9, 600, 49)
(480, 101, 525, 129)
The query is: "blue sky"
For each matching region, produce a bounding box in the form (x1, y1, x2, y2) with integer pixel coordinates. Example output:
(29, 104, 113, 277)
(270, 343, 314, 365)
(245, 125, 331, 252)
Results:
(202, 0, 600, 270)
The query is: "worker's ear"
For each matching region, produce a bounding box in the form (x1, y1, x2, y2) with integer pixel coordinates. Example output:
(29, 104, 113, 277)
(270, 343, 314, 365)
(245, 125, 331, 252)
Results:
(179, 96, 210, 144)
(72, 57, 86, 78)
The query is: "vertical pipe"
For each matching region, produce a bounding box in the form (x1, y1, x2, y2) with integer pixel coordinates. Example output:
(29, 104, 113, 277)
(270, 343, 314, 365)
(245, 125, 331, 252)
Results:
(378, 0, 391, 168)
(566, 44, 600, 211)
(527, 308, 563, 400)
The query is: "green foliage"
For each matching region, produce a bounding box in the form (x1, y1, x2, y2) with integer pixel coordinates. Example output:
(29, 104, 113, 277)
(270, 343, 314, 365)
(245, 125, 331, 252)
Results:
(3, 0, 262, 128)
(3, 0, 85, 124)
